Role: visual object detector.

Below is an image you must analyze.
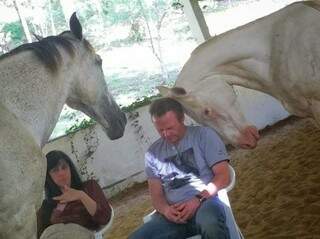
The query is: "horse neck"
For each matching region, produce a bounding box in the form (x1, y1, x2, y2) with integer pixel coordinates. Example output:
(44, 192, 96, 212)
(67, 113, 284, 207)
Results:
(0, 51, 73, 147)
(176, 9, 279, 93)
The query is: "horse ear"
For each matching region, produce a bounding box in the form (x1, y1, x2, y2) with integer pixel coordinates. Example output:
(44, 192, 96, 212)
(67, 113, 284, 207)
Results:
(171, 87, 187, 96)
(157, 86, 188, 98)
(157, 86, 170, 96)
(69, 12, 83, 40)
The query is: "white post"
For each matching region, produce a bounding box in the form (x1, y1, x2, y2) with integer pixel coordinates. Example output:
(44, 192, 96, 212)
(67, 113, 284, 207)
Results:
(182, 0, 211, 44)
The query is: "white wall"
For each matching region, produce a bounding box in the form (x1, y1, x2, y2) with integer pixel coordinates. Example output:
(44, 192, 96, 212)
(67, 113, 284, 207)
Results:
(235, 87, 289, 129)
(44, 106, 156, 197)
(43, 92, 289, 198)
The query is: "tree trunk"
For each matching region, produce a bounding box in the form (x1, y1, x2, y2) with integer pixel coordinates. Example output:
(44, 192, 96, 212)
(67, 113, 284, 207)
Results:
(138, 0, 170, 83)
(13, 0, 32, 43)
(137, 0, 165, 78)
(156, 10, 170, 82)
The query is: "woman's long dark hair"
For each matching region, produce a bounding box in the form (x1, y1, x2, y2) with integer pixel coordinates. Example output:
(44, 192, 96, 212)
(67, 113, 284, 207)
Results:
(41, 150, 83, 227)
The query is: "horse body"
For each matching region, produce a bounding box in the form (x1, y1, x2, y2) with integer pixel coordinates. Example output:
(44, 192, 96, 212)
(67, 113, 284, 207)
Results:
(159, 1, 320, 149)
(0, 14, 126, 238)
(0, 102, 45, 238)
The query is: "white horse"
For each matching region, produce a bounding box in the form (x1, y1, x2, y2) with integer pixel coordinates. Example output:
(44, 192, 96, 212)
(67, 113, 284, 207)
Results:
(0, 13, 126, 239)
(159, 1, 320, 149)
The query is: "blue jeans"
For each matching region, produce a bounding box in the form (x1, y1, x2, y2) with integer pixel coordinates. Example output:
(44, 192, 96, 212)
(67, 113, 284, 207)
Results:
(128, 197, 230, 239)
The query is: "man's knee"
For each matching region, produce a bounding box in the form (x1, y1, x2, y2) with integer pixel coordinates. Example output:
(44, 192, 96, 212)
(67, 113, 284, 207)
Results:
(128, 231, 140, 239)
(128, 224, 151, 239)
(129, 224, 184, 239)
(128, 215, 190, 239)
(196, 200, 230, 238)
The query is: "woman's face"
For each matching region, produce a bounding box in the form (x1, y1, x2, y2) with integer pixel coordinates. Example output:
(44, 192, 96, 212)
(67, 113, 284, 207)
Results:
(49, 159, 72, 190)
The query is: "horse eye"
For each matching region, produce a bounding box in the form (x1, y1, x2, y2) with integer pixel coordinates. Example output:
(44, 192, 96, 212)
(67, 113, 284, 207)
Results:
(204, 109, 210, 116)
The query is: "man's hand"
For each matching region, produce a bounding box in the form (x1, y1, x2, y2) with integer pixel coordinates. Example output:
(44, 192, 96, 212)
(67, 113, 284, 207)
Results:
(173, 197, 200, 222)
(53, 185, 83, 203)
(162, 205, 187, 224)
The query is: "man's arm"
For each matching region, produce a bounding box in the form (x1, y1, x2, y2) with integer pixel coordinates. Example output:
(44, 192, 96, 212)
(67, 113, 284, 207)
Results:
(174, 161, 230, 221)
(148, 178, 185, 223)
(148, 178, 168, 214)
(199, 127, 230, 197)
(201, 160, 230, 199)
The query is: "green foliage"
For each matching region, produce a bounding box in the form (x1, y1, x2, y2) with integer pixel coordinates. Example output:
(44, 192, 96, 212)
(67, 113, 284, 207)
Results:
(2, 21, 25, 45)
(128, 20, 145, 43)
(50, 0, 68, 32)
(121, 95, 160, 113)
(76, 0, 99, 27)
(101, 0, 175, 45)
(102, 0, 144, 26)
(171, 1, 183, 10)
(65, 118, 96, 135)
(173, 22, 191, 40)
(147, 0, 169, 23)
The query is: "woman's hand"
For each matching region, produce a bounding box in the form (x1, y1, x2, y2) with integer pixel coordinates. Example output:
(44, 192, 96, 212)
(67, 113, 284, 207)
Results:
(54, 184, 98, 216)
(53, 185, 84, 203)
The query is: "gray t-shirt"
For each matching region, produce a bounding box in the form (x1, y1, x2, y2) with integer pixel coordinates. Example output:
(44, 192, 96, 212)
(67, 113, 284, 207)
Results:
(145, 126, 229, 204)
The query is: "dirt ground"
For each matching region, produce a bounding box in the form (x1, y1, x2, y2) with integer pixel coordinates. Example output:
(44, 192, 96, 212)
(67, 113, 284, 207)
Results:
(107, 116, 320, 239)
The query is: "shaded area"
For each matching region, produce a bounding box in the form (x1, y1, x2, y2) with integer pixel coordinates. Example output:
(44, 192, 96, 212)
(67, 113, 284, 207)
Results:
(107, 116, 320, 239)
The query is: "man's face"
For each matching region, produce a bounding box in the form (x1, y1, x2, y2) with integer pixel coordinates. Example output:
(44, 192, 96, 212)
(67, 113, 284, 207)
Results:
(152, 111, 186, 145)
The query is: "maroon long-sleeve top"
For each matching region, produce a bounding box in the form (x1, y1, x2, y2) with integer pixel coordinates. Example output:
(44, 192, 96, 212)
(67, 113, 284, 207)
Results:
(37, 180, 111, 237)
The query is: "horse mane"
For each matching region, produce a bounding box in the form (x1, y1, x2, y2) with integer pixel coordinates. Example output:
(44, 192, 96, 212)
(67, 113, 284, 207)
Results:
(0, 31, 78, 73)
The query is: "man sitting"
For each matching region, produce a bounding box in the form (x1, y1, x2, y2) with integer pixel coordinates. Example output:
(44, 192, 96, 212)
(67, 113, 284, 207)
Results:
(129, 97, 231, 239)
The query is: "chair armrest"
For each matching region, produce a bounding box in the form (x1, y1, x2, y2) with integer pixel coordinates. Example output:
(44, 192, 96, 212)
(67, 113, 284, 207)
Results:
(143, 210, 156, 224)
(225, 164, 236, 192)
(94, 205, 115, 239)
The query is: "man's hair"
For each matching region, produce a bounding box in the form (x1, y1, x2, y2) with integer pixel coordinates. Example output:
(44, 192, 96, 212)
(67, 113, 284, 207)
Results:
(149, 97, 184, 120)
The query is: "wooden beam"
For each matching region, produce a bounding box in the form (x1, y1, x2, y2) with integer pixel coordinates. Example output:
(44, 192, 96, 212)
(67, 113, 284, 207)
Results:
(182, 0, 211, 44)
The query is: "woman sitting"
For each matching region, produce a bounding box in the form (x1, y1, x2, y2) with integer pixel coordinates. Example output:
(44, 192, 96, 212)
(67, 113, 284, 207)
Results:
(37, 150, 112, 238)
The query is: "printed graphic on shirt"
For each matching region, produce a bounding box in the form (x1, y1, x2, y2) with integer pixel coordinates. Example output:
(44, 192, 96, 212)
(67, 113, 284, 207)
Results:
(161, 148, 199, 190)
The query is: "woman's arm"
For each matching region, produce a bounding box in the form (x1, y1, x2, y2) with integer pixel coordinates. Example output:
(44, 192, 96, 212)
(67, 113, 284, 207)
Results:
(78, 190, 97, 216)
(82, 180, 111, 225)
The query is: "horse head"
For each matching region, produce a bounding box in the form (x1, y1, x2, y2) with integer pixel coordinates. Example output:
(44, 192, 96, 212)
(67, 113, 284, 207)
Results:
(63, 13, 126, 140)
(158, 77, 259, 149)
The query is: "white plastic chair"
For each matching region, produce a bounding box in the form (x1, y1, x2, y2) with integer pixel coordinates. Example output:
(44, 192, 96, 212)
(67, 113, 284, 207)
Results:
(143, 165, 244, 239)
(94, 205, 115, 239)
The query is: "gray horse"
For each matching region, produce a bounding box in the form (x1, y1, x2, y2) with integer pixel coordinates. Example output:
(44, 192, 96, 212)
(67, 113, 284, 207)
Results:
(0, 13, 126, 239)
